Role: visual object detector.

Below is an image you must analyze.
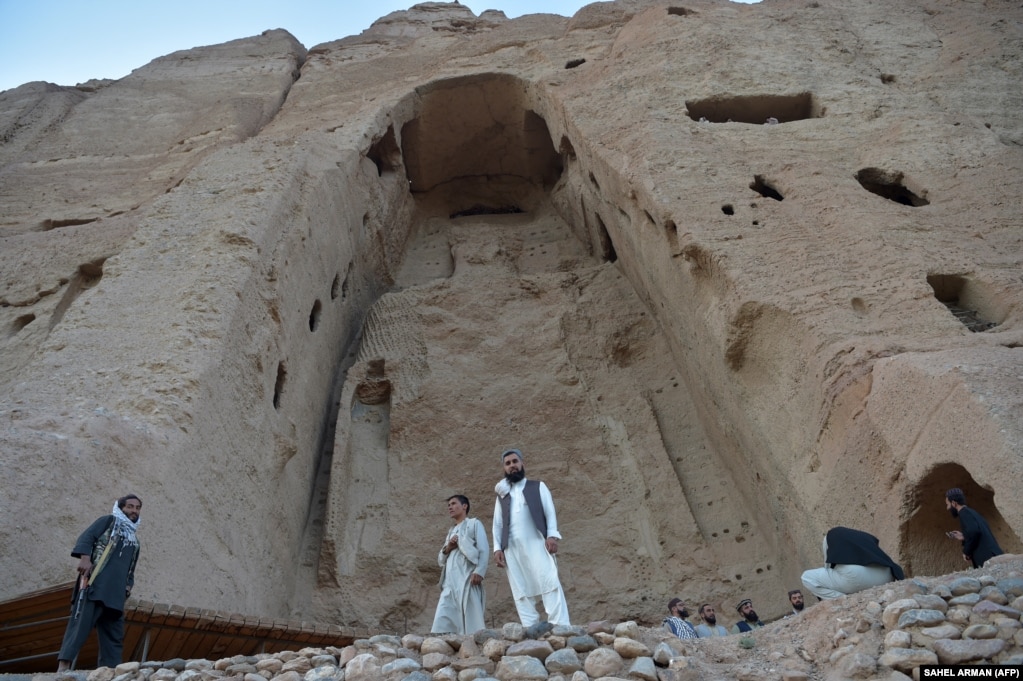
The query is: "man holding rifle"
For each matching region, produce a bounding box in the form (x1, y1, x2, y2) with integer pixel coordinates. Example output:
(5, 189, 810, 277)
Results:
(56, 495, 142, 672)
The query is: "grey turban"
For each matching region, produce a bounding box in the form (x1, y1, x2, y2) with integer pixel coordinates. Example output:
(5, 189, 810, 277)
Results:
(501, 448, 523, 462)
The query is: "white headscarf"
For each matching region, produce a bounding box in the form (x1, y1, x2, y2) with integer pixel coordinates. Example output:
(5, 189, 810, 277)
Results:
(111, 500, 140, 547)
(495, 479, 512, 498)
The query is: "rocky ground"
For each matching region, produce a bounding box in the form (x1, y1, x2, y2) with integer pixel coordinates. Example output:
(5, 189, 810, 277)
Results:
(26, 555, 1022, 681)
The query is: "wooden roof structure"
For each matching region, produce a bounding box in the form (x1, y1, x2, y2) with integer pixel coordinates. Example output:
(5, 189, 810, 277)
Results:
(0, 583, 359, 673)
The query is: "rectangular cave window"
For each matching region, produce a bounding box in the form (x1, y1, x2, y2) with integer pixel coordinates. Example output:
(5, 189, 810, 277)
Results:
(927, 274, 1000, 332)
(686, 92, 817, 124)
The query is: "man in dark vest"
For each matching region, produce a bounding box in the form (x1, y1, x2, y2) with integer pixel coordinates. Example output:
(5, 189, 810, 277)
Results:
(57, 494, 142, 671)
(730, 599, 765, 633)
(945, 488, 1003, 568)
(492, 448, 570, 626)
(801, 526, 904, 600)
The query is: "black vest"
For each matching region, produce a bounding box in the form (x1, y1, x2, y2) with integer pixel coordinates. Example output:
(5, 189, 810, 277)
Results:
(498, 479, 548, 550)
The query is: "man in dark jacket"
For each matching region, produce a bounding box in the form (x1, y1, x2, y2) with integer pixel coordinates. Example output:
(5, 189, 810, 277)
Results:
(945, 488, 1003, 568)
(800, 527, 904, 600)
(730, 598, 766, 633)
(56, 495, 142, 671)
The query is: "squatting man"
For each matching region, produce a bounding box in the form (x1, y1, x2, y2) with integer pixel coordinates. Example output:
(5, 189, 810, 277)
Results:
(801, 526, 904, 600)
(492, 448, 570, 626)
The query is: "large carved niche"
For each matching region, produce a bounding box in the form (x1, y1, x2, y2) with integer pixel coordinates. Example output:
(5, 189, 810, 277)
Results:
(400, 73, 562, 215)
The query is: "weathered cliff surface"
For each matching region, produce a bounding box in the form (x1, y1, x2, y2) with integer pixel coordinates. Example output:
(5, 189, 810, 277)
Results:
(1, 0, 1021, 636)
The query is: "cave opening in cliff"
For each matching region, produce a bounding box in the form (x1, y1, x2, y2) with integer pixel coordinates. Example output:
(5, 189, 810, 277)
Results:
(273, 361, 286, 410)
(449, 204, 524, 219)
(354, 358, 392, 407)
(595, 213, 618, 263)
(902, 462, 1021, 577)
(308, 299, 322, 332)
(400, 73, 563, 218)
(855, 168, 929, 207)
(685, 92, 818, 124)
(367, 124, 402, 177)
(926, 273, 1002, 332)
(559, 135, 576, 162)
(11, 313, 36, 336)
(750, 175, 784, 201)
(49, 258, 106, 330)
(665, 220, 679, 252)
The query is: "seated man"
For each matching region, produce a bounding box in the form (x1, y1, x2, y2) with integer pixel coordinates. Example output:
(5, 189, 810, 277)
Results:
(783, 589, 804, 617)
(730, 599, 764, 633)
(662, 597, 698, 639)
(694, 603, 729, 637)
(801, 526, 904, 600)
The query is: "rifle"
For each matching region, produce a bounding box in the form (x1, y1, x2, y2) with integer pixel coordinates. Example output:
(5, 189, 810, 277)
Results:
(69, 533, 116, 620)
(71, 574, 89, 621)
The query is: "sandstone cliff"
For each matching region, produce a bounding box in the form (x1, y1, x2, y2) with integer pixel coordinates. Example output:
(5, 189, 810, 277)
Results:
(1, 0, 1021, 635)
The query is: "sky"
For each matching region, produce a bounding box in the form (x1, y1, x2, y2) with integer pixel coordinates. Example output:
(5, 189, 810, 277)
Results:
(0, 1, 756, 94)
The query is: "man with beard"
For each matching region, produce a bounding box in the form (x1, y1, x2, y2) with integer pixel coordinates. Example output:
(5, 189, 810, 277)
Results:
(662, 598, 698, 639)
(57, 495, 142, 672)
(801, 526, 904, 600)
(431, 495, 488, 634)
(694, 603, 729, 637)
(492, 448, 570, 626)
(945, 488, 1003, 568)
(784, 589, 805, 618)
(730, 599, 765, 633)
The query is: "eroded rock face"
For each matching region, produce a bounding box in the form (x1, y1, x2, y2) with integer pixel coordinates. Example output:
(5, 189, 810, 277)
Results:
(1, 0, 1022, 638)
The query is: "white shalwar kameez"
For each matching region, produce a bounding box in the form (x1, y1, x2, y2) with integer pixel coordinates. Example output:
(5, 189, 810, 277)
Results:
(800, 534, 894, 600)
(493, 478, 570, 626)
(432, 517, 488, 634)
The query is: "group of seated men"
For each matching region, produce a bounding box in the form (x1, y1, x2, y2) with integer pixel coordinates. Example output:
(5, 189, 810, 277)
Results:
(661, 526, 907, 639)
(662, 590, 805, 639)
(662, 502, 1005, 640)
(662, 525, 906, 640)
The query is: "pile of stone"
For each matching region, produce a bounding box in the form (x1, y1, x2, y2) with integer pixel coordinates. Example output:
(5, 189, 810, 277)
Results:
(59, 559, 1023, 681)
(800, 560, 1023, 680)
(878, 573, 1023, 673)
(72, 620, 695, 681)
